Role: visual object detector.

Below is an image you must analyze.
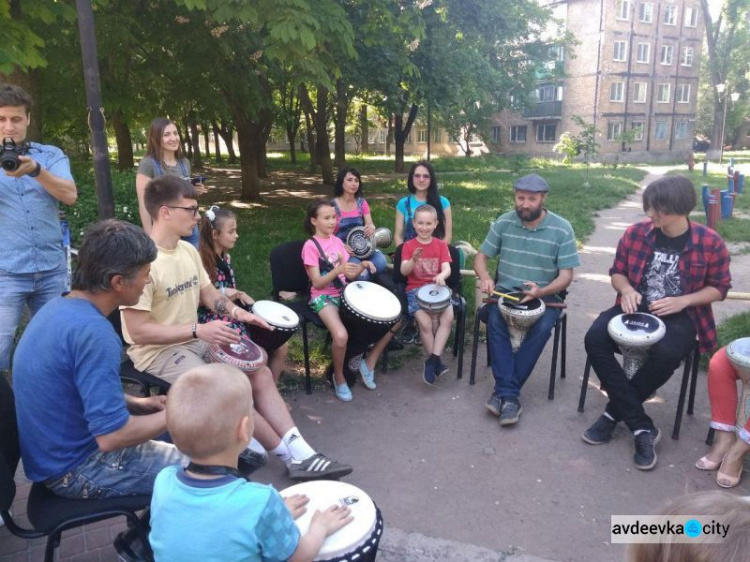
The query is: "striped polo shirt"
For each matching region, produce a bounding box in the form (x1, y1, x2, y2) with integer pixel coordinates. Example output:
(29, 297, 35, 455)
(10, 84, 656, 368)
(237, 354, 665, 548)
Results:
(479, 209, 580, 292)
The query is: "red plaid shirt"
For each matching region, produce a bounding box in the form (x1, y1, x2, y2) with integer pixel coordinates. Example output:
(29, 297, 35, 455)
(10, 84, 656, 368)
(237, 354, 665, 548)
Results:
(609, 220, 731, 353)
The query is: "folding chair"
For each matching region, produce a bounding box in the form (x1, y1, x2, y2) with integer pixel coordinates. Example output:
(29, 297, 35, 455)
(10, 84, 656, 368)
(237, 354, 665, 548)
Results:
(0, 375, 152, 562)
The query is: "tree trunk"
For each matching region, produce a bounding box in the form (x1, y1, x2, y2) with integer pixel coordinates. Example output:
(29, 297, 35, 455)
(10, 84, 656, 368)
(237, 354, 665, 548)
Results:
(286, 126, 297, 163)
(386, 116, 393, 157)
(203, 124, 211, 160)
(188, 112, 203, 170)
(181, 121, 193, 159)
(234, 116, 262, 201)
(212, 124, 223, 163)
(313, 88, 334, 184)
(300, 87, 318, 173)
(111, 109, 134, 170)
(360, 104, 369, 153)
(333, 79, 347, 169)
(394, 104, 419, 173)
(215, 120, 237, 163)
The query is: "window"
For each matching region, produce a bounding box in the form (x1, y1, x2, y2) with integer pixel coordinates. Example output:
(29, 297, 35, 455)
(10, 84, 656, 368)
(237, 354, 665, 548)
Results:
(664, 4, 676, 25)
(634, 82, 648, 103)
(676, 84, 691, 103)
(657, 83, 671, 103)
(675, 121, 688, 139)
(405, 133, 411, 144)
(617, 0, 631, 20)
(684, 7, 697, 27)
(433, 130, 442, 142)
(610, 81, 625, 102)
(655, 120, 668, 140)
(537, 84, 556, 102)
(636, 43, 650, 63)
(681, 46, 694, 67)
(660, 45, 674, 65)
(379, 130, 387, 143)
(639, 2, 653, 22)
(510, 125, 527, 143)
(491, 127, 501, 143)
(536, 123, 556, 142)
(607, 122, 623, 141)
(418, 129, 428, 143)
(631, 121, 644, 141)
(613, 41, 627, 61)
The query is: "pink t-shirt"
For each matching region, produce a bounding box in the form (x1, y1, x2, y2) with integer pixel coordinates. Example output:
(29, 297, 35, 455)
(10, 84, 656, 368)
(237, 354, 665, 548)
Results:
(302, 235, 349, 298)
(402, 237, 452, 292)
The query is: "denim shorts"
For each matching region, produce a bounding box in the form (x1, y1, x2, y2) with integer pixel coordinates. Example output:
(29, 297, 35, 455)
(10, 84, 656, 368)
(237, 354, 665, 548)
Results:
(309, 295, 341, 314)
(406, 289, 421, 315)
(44, 440, 186, 499)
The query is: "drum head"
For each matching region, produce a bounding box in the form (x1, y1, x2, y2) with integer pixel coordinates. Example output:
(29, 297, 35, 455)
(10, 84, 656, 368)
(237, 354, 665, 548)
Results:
(209, 336, 266, 372)
(251, 300, 299, 329)
(346, 227, 375, 259)
(343, 281, 401, 322)
(416, 284, 451, 304)
(281, 481, 376, 561)
(618, 313, 663, 334)
(501, 293, 542, 311)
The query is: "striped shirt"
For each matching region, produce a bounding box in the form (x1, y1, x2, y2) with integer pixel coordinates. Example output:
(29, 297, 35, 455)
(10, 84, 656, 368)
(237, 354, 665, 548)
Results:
(479, 209, 580, 293)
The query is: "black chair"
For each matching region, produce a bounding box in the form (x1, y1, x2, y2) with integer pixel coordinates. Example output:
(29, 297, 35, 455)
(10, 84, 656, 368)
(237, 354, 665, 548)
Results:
(391, 244, 467, 379)
(108, 310, 171, 396)
(0, 375, 153, 562)
(269, 240, 327, 395)
(577, 339, 700, 440)
(468, 298, 567, 400)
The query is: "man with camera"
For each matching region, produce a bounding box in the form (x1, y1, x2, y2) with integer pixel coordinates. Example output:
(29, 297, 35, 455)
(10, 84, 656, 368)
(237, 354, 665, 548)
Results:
(0, 84, 77, 374)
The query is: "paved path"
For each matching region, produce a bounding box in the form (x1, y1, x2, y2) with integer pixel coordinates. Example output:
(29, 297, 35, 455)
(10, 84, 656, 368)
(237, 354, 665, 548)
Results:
(2, 166, 748, 562)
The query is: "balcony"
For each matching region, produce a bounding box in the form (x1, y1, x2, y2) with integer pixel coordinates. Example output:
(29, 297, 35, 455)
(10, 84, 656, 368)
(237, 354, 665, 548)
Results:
(523, 100, 563, 120)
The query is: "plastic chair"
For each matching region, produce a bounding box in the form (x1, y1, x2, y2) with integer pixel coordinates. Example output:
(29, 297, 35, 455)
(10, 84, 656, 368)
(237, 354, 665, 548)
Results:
(391, 244, 467, 379)
(577, 339, 700, 440)
(468, 298, 567, 399)
(0, 375, 152, 562)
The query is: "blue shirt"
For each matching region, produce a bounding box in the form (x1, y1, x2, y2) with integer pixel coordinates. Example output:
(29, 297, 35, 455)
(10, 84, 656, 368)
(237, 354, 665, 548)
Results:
(0, 142, 73, 274)
(150, 467, 300, 562)
(13, 297, 128, 481)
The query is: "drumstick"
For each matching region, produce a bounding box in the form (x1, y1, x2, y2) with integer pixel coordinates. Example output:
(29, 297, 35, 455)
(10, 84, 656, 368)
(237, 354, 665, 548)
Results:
(491, 290, 520, 302)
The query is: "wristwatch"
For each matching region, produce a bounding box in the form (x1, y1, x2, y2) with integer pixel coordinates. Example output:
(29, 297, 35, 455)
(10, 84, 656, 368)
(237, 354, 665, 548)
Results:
(28, 162, 42, 178)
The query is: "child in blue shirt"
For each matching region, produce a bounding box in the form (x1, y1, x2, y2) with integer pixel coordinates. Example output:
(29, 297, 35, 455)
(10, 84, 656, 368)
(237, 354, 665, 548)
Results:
(150, 364, 353, 561)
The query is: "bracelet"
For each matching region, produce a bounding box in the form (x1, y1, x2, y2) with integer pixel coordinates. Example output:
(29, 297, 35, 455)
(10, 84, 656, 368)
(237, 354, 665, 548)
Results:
(230, 306, 238, 319)
(191, 323, 198, 339)
(28, 162, 42, 178)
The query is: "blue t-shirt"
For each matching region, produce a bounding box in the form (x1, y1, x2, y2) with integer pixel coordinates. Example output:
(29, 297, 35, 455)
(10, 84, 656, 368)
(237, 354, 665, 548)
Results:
(396, 194, 450, 222)
(13, 296, 129, 481)
(150, 466, 300, 562)
(0, 142, 73, 274)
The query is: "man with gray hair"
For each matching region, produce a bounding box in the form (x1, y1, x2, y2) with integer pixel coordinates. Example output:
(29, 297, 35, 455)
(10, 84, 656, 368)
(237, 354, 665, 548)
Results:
(474, 174, 580, 426)
(13, 219, 185, 500)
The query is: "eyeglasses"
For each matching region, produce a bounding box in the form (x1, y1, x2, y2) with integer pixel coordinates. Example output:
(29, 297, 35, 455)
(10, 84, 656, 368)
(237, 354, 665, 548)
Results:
(165, 205, 200, 217)
(413, 173, 430, 179)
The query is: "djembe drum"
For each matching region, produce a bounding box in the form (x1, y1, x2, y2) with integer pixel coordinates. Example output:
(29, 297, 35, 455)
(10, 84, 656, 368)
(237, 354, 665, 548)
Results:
(416, 283, 451, 313)
(280, 481, 383, 562)
(727, 337, 750, 431)
(208, 336, 267, 375)
(246, 300, 300, 351)
(607, 312, 666, 379)
(498, 292, 546, 352)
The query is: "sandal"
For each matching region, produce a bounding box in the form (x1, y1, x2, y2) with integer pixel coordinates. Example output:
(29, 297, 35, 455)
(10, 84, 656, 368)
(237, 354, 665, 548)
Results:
(695, 455, 724, 471)
(716, 459, 744, 488)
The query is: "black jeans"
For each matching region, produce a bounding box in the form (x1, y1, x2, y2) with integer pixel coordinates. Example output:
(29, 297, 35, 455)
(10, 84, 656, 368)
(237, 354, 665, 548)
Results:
(584, 305, 696, 432)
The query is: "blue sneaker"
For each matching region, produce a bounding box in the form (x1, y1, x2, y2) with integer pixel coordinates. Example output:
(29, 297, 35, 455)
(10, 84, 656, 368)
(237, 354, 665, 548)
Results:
(423, 359, 437, 386)
(335, 383, 353, 402)
(359, 361, 376, 390)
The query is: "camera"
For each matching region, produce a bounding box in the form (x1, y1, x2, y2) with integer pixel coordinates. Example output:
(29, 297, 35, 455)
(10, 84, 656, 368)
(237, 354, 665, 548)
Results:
(190, 176, 206, 185)
(0, 138, 29, 172)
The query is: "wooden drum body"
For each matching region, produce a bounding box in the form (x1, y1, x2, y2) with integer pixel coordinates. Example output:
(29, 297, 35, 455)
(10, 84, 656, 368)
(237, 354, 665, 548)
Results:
(247, 300, 300, 351)
(498, 293, 545, 352)
(208, 336, 267, 375)
(727, 337, 750, 431)
(607, 312, 666, 379)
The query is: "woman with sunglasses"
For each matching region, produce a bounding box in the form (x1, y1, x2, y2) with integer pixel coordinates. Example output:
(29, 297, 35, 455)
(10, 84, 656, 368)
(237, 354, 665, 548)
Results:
(136, 117, 206, 247)
(393, 160, 452, 247)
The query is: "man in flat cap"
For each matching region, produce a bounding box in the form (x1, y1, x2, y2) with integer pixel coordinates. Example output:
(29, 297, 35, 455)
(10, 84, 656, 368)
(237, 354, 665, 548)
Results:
(474, 174, 580, 426)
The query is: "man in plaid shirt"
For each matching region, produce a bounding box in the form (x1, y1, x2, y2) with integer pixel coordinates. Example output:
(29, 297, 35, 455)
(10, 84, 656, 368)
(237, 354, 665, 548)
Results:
(582, 176, 731, 471)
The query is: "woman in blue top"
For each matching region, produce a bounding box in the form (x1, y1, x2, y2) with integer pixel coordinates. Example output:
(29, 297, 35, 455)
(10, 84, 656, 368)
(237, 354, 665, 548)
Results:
(393, 160, 452, 247)
(332, 167, 388, 280)
(135, 117, 206, 247)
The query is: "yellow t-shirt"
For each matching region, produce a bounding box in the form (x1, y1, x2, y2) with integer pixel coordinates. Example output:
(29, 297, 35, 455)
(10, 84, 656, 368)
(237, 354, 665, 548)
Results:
(123, 241, 211, 371)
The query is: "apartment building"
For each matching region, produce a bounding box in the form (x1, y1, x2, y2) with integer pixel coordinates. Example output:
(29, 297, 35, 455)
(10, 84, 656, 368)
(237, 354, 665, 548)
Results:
(490, 0, 704, 159)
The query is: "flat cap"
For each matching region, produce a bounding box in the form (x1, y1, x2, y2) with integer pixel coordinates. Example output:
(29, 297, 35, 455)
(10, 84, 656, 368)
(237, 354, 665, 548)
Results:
(513, 174, 549, 193)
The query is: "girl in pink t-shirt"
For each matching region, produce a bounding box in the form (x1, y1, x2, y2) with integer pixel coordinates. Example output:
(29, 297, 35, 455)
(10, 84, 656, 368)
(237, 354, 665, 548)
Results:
(302, 200, 395, 402)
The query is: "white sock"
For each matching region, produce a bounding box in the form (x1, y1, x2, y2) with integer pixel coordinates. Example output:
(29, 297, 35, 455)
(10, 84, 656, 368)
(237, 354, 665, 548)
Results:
(282, 427, 316, 461)
(246, 438, 268, 460)
(271, 441, 292, 466)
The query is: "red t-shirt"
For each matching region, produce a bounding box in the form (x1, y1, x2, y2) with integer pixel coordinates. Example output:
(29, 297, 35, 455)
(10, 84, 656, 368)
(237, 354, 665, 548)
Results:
(402, 237, 452, 292)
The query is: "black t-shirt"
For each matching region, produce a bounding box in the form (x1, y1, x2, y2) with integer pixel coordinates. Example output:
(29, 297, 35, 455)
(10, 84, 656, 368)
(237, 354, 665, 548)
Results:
(637, 228, 689, 308)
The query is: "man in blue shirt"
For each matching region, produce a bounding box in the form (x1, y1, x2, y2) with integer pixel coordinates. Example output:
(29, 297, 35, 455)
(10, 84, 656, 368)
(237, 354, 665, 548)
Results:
(0, 84, 77, 373)
(13, 220, 184, 499)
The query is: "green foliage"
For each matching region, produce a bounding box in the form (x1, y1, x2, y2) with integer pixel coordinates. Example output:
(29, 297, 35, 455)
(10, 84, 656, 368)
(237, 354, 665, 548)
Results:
(717, 312, 750, 352)
(553, 132, 581, 164)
